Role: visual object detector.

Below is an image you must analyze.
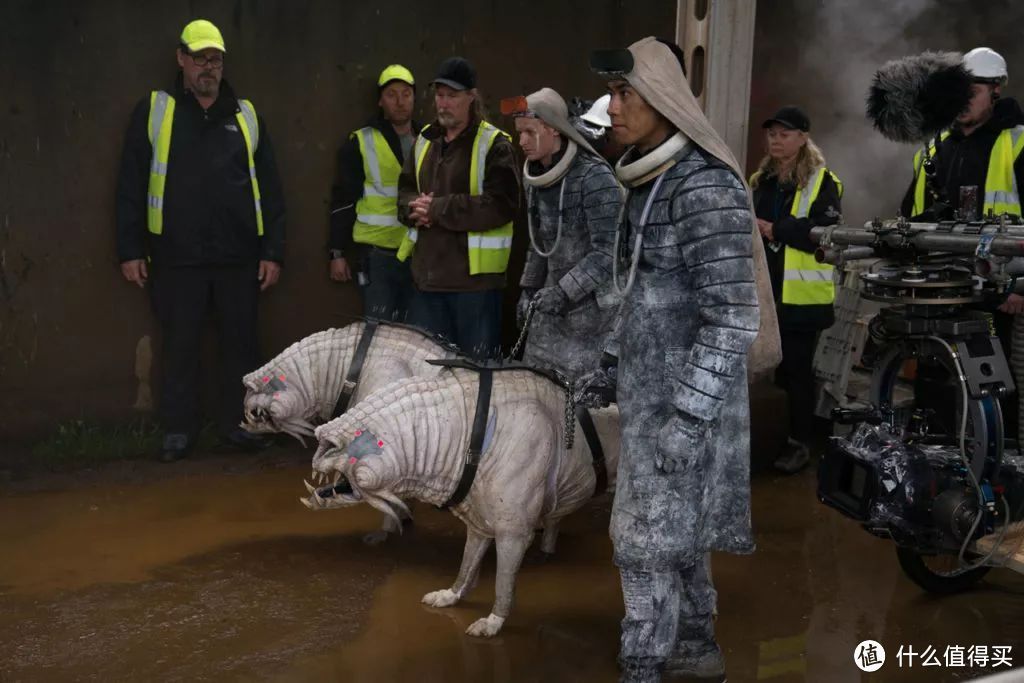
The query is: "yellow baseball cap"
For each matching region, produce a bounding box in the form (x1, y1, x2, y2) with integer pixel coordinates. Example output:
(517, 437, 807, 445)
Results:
(180, 19, 226, 53)
(378, 64, 415, 88)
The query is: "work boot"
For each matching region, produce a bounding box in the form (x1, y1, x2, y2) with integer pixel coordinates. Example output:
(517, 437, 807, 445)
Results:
(160, 433, 192, 463)
(664, 642, 726, 681)
(773, 437, 810, 474)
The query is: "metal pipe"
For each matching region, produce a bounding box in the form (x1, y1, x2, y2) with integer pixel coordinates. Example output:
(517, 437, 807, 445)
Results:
(814, 246, 876, 265)
(810, 226, 1024, 257)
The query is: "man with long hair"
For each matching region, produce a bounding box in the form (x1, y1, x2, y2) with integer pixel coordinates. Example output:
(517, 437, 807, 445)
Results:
(750, 106, 843, 473)
(396, 57, 519, 359)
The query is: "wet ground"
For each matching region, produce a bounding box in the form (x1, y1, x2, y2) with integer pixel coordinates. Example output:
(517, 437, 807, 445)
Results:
(1, 446, 1023, 682)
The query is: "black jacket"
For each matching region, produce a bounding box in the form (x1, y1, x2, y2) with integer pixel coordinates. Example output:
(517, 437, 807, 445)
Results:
(752, 169, 842, 331)
(116, 75, 286, 266)
(328, 113, 422, 261)
(900, 97, 1024, 220)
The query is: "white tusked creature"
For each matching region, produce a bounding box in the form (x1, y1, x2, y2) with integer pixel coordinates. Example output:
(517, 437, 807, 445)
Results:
(301, 367, 619, 637)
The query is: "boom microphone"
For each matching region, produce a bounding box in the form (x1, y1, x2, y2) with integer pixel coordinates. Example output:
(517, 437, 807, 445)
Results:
(866, 51, 974, 143)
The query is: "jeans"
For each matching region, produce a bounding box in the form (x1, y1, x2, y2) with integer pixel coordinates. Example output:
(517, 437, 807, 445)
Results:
(409, 289, 503, 359)
(358, 246, 414, 323)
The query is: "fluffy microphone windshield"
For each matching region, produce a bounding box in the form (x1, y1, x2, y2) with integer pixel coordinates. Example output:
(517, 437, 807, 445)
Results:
(866, 51, 973, 143)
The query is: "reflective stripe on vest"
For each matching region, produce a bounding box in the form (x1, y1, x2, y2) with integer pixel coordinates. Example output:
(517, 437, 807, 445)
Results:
(397, 121, 514, 274)
(146, 91, 263, 236)
(781, 166, 836, 306)
(353, 127, 405, 248)
(984, 125, 1024, 216)
(912, 127, 1024, 217)
(912, 131, 951, 216)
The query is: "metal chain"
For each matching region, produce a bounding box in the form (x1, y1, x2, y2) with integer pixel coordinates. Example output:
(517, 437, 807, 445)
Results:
(509, 299, 537, 360)
(564, 380, 576, 450)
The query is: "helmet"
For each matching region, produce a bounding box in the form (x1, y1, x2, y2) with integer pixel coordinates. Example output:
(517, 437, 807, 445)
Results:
(378, 64, 415, 88)
(963, 47, 1008, 83)
(581, 94, 611, 128)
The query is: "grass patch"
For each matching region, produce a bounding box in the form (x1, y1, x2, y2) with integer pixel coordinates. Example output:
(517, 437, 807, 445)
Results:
(31, 419, 216, 467)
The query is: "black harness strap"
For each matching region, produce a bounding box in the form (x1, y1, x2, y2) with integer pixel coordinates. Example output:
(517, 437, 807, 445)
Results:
(440, 369, 493, 509)
(331, 320, 379, 418)
(575, 404, 608, 497)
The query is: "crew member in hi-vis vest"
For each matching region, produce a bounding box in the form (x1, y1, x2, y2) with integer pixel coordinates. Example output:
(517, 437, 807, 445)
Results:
(396, 56, 520, 359)
(750, 106, 842, 475)
(899, 47, 1024, 440)
(115, 19, 286, 462)
(328, 64, 423, 322)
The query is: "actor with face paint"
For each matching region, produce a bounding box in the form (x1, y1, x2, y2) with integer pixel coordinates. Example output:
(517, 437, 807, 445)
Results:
(586, 37, 781, 683)
(507, 88, 622, 379)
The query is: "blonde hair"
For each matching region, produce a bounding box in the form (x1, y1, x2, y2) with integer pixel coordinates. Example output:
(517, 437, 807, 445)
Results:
(751, 136, 826, 190)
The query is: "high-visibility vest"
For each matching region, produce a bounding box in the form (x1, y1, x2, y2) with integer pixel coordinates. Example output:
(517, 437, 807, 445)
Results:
(912, 126, 1024, 217)
(146, 90, 263, 236)
(751, 166, 839, 306)
(396, 121, 514, 275)
(352, 126, 405, 249)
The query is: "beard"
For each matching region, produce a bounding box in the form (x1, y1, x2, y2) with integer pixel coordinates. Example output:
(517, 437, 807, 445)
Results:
(193, 73, 220, 98)
(437, 110, 456, 127)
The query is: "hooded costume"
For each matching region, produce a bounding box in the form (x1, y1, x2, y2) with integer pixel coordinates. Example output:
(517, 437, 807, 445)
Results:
(590, 37, 782, 683)
(516, 88, 623, 379)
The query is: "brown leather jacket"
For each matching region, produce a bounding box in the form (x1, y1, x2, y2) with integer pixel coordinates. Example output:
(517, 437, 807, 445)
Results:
(397, 112, 520, 291)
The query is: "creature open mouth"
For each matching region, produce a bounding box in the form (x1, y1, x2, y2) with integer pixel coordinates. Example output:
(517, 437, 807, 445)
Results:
(244, 407, 273, 425)
(300, 470, 361, 509)
(298, 467, 410, 533)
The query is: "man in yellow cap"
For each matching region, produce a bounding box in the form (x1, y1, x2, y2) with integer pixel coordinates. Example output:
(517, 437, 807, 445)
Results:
(328, 64, 422, 322)
(115, 19, 287, 462)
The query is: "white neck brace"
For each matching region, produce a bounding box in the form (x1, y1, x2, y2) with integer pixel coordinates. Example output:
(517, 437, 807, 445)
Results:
(615, 131, 690, 188)
(523, 140, 578, 188)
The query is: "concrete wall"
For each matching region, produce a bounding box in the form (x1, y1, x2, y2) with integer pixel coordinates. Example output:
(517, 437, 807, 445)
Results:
(0, 0, 675, 441)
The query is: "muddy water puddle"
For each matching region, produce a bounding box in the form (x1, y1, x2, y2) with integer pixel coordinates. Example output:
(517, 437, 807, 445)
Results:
(1, 456, 1022, 681)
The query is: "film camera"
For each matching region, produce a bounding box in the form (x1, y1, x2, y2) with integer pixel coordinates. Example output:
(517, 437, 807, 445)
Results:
(813, 217, 1024, 592)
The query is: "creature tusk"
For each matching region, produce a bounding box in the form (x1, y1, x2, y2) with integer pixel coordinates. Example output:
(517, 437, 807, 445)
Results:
(299, 497, 314, 509)
(333, 471, 342, 484)
(314, 490, 325, 507)
(304, 480, 316, 494)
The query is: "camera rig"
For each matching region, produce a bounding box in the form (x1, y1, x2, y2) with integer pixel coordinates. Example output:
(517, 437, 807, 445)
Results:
(811, 216, 1024, 592)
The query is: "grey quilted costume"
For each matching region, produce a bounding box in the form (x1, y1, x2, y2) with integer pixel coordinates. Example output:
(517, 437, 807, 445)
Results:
(612, 143, 758, 679)
(520, 151, 622, 379)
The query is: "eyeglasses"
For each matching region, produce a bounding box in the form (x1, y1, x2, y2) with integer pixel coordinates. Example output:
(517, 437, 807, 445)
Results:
(187, 52, 224, 68)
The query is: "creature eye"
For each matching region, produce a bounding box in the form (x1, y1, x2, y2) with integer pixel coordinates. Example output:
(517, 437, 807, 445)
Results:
(349, 457, 358, 464)
(354, 430, 363, 437)
(377, 440, 385, 448)
(262, 376, 270, 383)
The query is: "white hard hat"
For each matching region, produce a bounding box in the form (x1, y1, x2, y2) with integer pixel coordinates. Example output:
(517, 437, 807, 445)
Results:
(963, 47, 1008, 83)
(581, 94, 611, 128)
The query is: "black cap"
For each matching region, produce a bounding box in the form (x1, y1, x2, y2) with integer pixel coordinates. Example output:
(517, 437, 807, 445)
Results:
(762, 106, 810, 132)
(431, 57, 476, 91)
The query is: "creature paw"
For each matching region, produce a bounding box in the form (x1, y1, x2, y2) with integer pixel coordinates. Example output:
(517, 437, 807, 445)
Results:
(465, 613, 505, 638)
(362, 530, 391, 546)
(421, 588, 460, 608)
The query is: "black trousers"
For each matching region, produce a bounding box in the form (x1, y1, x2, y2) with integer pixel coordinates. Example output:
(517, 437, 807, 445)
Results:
(775, 328, 819, 443)
(151, 264, 260, 437)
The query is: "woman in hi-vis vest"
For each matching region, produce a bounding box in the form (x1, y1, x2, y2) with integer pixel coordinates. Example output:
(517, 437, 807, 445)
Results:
(750, 106, 843, 474)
